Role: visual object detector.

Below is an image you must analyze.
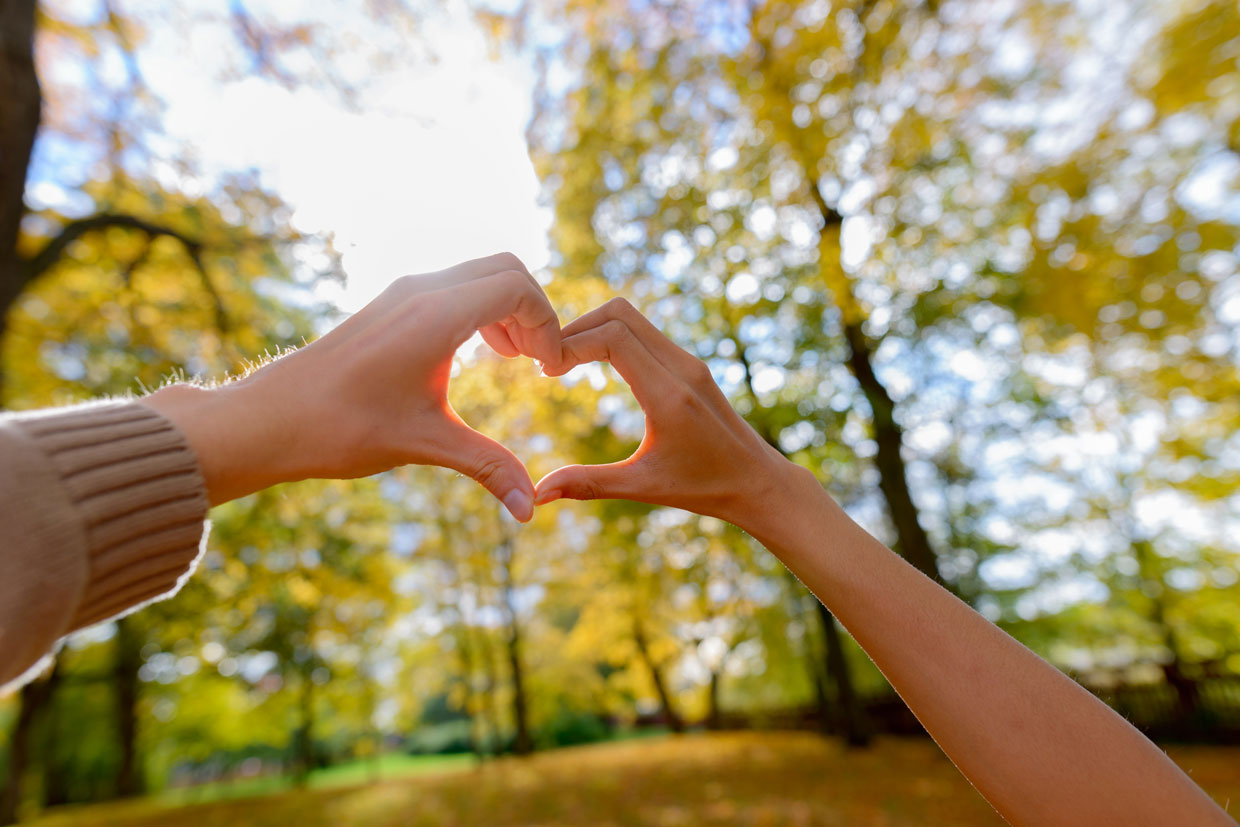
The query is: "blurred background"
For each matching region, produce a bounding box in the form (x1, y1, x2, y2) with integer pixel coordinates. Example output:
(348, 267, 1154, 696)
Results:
(2, 0, 1240, 824)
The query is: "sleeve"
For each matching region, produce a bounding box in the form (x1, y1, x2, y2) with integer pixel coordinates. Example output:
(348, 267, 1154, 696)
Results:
(0, 400, 209, 692)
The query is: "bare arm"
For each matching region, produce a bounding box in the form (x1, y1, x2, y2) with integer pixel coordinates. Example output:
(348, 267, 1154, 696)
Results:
(533, 298, 1232, 827)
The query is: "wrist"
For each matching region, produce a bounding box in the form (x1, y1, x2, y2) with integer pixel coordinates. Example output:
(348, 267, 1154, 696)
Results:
(140, 379, 296, 505)
(727, 458, 834, 548)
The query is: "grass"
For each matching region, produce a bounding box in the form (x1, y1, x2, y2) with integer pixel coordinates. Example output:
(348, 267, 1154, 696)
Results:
(25, 733, 1240, 826)
(156, 753, 477, 806)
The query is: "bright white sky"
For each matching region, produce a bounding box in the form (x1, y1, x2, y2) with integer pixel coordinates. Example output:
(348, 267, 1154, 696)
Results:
(142, 0, 552, 312)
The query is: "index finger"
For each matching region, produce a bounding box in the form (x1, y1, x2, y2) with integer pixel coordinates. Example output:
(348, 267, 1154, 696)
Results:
(400, 252, 533, 297)
(436, 269, 563, 367)
(561, 298, 703, 383)
(544, 318, 677, 413)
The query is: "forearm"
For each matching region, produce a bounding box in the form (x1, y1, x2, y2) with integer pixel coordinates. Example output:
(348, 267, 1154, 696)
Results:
(740, 464, 1230, 826)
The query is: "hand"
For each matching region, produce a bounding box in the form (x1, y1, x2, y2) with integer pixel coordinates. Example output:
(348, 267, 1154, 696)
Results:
(144, 253, 561, 519)
(533, 298, 806, 534)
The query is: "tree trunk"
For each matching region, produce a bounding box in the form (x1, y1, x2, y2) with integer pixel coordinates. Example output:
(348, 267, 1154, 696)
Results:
(1, 662, 58, 825)
(632, 616, 684, 733)
(841, 322, 944, 585)
(497, 538, 533, 755)
(811, 655, 832, 735)
(474, 622, 503, 758)
(706, 669, 722, 730)
(0, 0, 41, 398)
(817, 602, 871, 747)
(113, 617, 143, 797)
(804, 175, 945, 587)
(293, 673, 315, 785)
(453, 622, 482, 760)
(1133, 539, 1198, 723)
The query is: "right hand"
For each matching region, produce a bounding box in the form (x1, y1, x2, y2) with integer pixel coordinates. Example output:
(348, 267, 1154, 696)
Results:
(533, 298, 807, 532)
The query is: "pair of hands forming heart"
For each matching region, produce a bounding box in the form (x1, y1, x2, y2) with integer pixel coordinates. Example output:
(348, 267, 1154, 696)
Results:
(142, 253, 797, 539)
(134, 255, 1240, 827)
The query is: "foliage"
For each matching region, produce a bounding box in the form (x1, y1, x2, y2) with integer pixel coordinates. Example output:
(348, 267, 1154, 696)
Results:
(4, 0, 1240, 819)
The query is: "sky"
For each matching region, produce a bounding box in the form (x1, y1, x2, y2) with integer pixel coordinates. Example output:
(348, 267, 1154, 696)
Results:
(91, 0, 554, 313)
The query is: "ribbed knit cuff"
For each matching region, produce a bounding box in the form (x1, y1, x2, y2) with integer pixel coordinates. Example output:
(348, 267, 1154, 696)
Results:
(11, 401, 209, 631)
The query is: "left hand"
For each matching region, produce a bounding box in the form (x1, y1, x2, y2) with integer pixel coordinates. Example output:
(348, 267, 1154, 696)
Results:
(144, 253, 561, 519)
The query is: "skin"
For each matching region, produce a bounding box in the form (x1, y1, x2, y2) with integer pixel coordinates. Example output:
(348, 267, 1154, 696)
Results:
(142, 252, 561, 520)
(143, 270, 1229, 825)
(533, 297, 1233, 827)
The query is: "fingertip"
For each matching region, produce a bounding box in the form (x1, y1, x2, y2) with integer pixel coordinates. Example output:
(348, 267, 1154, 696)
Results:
(481, 324, 520, 358)
(533, 487, 562, 506)
(502, 489, 534, 522)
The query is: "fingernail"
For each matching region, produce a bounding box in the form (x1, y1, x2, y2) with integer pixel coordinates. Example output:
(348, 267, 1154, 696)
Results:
(503, 489, 533, 522)
(533, 488, 562, 506)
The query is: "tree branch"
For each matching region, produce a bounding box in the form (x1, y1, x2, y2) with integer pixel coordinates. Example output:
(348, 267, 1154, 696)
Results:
(20, 212, 229, 331)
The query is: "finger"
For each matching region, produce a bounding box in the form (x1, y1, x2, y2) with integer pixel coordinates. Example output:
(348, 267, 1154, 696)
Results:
(480, 323, 520, 358)
(439, 269, 562, 368)
(533, 462, 643, 505)
(560, 298, 702, 381)
(434, 419, 535, 522)
(542, 319, 674, 411)
(396, 252, 533, 297)
(336, 254, 539, 339)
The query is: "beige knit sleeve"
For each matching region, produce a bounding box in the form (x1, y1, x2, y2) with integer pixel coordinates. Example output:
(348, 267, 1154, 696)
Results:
(0, 400, 209, 692)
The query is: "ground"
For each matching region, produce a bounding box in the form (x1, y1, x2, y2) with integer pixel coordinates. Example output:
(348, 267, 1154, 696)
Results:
(26, 732, 1240, 826)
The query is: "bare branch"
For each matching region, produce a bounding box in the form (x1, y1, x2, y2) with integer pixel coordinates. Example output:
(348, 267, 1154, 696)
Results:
(20, 212, 229, 332)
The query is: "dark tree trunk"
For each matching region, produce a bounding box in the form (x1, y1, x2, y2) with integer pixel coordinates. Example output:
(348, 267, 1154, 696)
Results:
(474, 621, 503, 758)
(41, 705, 69, 808)
(1, 662, 58, 825)
(811, 656, 832, 735)
(502, 618, 533, 755)
(803, 176, 945, 587)
(293, 673, 315, 785)
(497, 538, 533, 755)
(1133, 539, 1198, 722)
(113, 617, 143, 797)
(632, 617, 684, 733)
(841, 322, 944, 585)
(706, 669, 722, 730)
(817, 602, 871, 747)
(0, 0, 41, 399)
(453, 624, 482, 760)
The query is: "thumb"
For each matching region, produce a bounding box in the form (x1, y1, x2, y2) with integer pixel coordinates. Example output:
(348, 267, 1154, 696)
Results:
(439, 424, 535, 522)
(533, 462, 639, 505)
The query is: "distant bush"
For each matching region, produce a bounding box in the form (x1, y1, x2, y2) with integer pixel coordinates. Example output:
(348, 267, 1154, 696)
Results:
(405, 720, 475, 755)
(535, 710, 612, 749)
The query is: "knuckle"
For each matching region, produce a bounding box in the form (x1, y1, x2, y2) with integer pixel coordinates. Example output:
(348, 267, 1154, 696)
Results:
(601, 319, 634, 345)
(689, 358, 715, 387)
(489, 251, 525, 273)
(388, 274, 420, 296)
(604, 296, 636, 319)
(497, 268, 535, 298)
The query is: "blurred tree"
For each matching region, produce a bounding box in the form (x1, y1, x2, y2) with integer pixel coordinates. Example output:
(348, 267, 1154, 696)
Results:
(512, 0, 1240, 742)
(0, 169, 338, 818)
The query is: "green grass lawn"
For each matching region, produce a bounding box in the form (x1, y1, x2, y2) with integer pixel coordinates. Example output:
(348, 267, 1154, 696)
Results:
(25, 733, 1240, 826)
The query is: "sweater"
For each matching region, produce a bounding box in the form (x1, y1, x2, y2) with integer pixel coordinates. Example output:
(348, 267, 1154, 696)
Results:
(0, 400, 209, 693)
